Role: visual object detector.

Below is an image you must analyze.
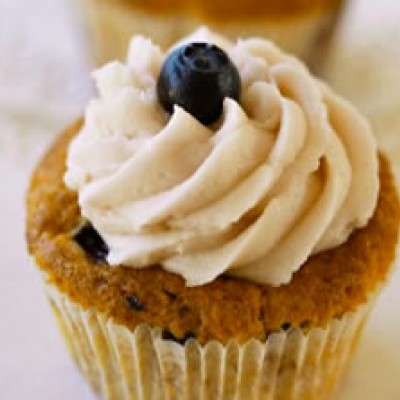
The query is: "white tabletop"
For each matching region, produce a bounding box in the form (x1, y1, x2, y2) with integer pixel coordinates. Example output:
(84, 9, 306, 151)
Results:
(1, 0, 399, 398)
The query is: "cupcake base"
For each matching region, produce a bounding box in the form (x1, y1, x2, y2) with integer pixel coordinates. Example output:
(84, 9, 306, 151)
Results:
(80, 0, 343, 68)
(46, 283, 373, 400)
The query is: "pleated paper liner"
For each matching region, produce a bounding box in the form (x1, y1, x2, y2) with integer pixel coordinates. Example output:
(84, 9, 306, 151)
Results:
(45, 284, 373, 400)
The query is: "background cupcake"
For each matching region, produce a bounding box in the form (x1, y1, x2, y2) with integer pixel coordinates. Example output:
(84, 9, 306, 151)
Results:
(80, 0, 347, 68)
(26, 28, 400, 399)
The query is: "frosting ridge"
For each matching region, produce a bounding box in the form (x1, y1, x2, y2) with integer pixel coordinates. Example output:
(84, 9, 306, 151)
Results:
(65, 28, 378, 286)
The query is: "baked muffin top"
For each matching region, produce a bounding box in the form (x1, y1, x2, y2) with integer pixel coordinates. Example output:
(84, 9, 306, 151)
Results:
(27, 120, 399, 344)
(27, 29, 399, 344)
(112, 0, 345, 20)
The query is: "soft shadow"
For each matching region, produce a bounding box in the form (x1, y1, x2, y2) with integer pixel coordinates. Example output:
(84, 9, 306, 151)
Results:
(331, 330, 400, 400)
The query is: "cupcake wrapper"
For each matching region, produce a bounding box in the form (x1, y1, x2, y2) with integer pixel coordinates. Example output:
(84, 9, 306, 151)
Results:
(45, 284, 373, 400)
(78, 0, 341, 65)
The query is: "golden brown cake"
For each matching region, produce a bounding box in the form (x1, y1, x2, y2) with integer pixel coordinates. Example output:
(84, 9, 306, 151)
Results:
(81, 0, 346, 67)
(27, 122, 400, 343)
(26, 30, 399, 400)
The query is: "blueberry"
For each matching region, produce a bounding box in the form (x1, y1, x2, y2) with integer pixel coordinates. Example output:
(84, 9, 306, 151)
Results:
(126, 295, 146, 312)
(74, 223, 109, 262)
(161, 329, 196, 345)
(281, 322, 292, 332)
(157, 42, 241, 125)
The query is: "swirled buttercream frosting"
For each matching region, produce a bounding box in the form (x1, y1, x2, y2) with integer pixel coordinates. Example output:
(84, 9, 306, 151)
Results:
(65, 28, 379, 287)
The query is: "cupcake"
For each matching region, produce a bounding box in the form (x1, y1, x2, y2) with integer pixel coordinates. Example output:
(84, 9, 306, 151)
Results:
(81, 0, 346, 67)
(27, 28, 399, 399)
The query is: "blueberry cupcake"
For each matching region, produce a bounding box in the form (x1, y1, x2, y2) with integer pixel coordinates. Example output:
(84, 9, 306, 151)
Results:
(27, 28, 400, 400)
(81, 0, 346, 67)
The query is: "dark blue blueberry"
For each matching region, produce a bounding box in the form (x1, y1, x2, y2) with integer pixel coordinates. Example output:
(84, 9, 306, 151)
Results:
(281, 322, 292, 332)
(126, 295, 146, 312)
(157, 42, 241, 125)
(161, 329, 196, 345)
(74, 223, 109, 262)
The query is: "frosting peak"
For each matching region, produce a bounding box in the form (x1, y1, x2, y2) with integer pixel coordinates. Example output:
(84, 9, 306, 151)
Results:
(65, 28, 379, 287)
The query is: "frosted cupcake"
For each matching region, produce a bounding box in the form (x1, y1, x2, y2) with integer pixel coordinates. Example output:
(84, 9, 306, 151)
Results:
(80, 0, 346, 67)
(27, 28, 399, 399)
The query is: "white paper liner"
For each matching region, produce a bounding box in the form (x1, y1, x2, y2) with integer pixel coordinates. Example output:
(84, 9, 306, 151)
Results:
(79, 0, 341, 65)
(45, 284, 373, 400)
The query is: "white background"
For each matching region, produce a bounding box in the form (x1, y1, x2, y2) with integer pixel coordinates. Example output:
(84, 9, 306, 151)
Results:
(0, 0, 399, 398)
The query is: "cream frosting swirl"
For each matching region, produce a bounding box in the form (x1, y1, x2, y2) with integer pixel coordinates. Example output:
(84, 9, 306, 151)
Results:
(65, 28, 379, 287)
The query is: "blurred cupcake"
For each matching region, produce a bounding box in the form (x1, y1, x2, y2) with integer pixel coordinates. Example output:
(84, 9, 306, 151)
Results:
(27, 28, 399, 400)
(81, 0, 346, 67)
